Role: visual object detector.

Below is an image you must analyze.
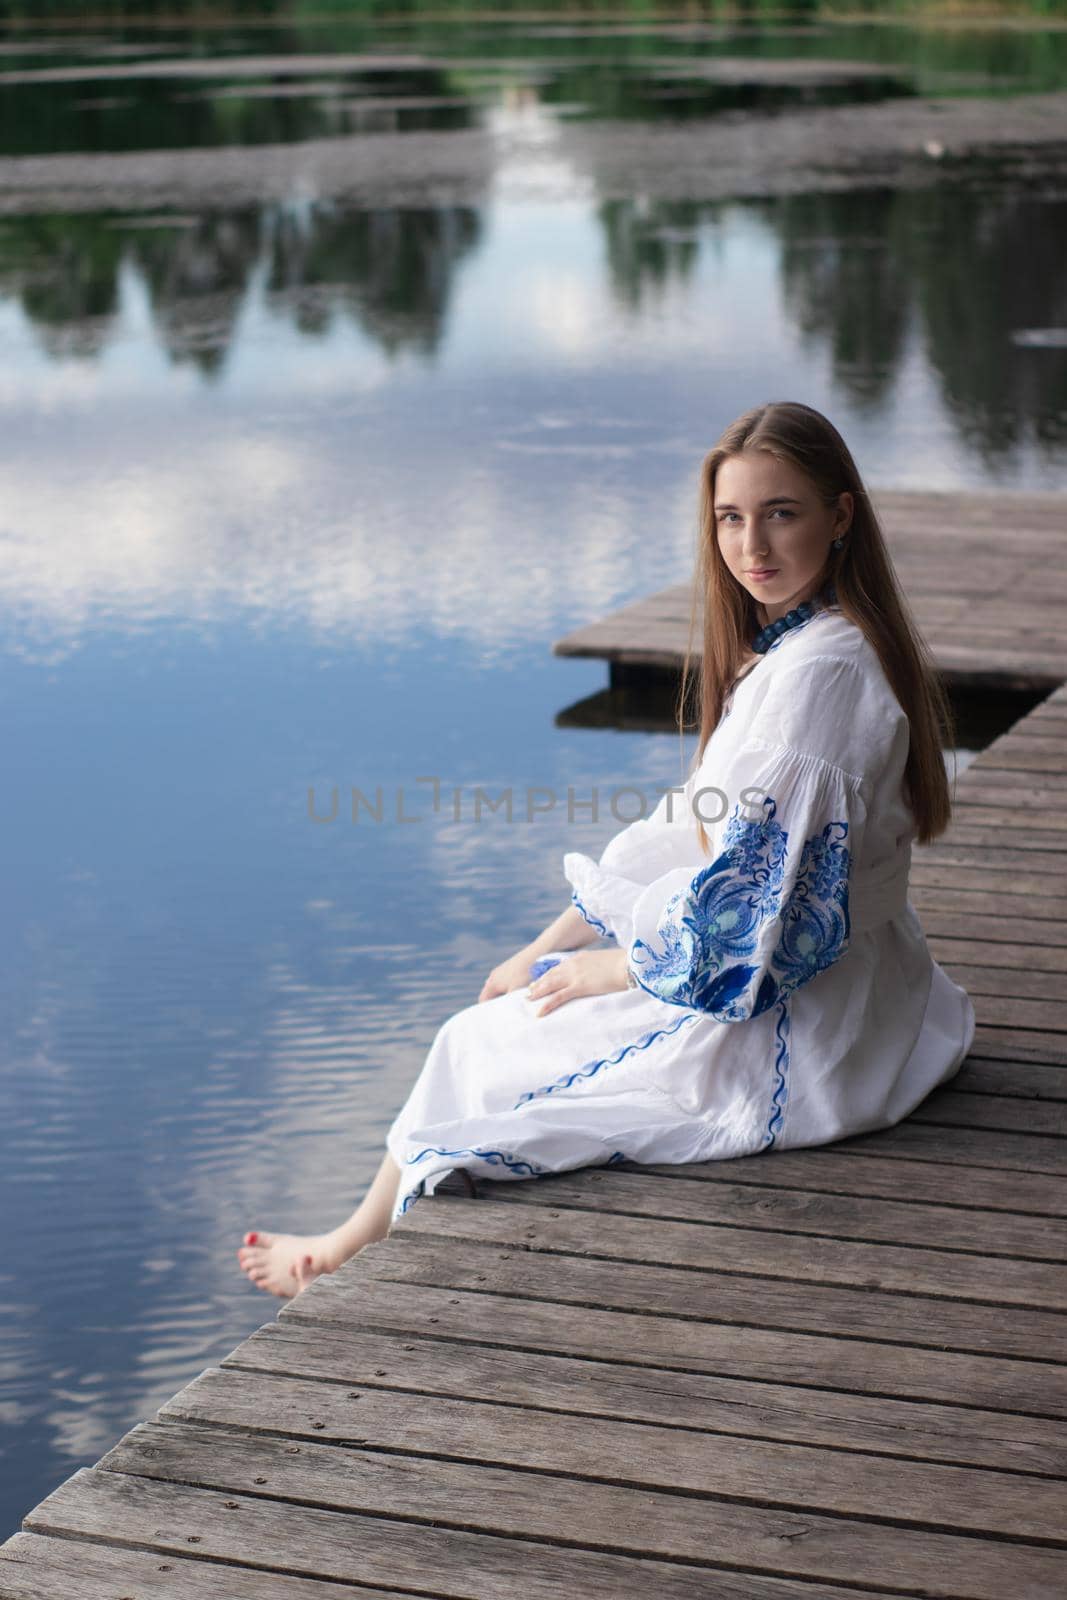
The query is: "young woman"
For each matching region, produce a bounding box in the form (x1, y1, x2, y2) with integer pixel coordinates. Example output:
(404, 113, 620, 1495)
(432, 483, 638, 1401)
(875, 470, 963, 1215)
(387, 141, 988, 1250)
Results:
(238, 400, 975, 1298)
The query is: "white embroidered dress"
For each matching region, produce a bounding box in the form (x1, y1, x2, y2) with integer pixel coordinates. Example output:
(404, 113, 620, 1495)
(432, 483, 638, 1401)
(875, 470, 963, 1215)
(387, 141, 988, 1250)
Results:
(386, 604, 975, 1222)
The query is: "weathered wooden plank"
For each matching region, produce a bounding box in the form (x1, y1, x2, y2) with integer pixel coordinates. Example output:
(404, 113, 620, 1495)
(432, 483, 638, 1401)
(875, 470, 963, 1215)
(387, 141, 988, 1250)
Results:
(965, 1024, 1067, 1064)
(954, 761, 1067, 787)
(928, 938, 1067, 973)
(899, 986, 1067, 1035)
(928, 928, 1067, 966)
(942, 824, 1067, 850)
(479, 1165, 1067, 1260)
(924, 633, 1067, 654)
(876, 486, 1065, 518)
(941, 610, 1067, 634)
(909, 1087, 1067, 1136)
(34, 1460, 1067, 1600)
(932, 662, 1067, 690)
(968, 993, 1067, 1033)
(936, 965, 1067, 1003)
(911, 884, 1067, 923)
(953, 1057, 1067, 1101)
(0, 1532, 424, 1600)
(922, 600, 1067, 622)
(619, 1146, 1067, 1215)
(27, 1466, 855, 1600)
(934, 640, 1067, 665)
(281, 1267, 1067, 1417)
(139, 1386, 1067, 1544)
(224, 1318, 1067, 1476)
(831, 1118, 1067, 1172)
(950, 792, 1067, 818)
(952, 745, 1067, 773)
(980, 729, 1067, 746)
(393, 1193, 1067, 1312)
(109, 1412, 1031, 1591)
(887, 529, 1063, 552)
(911, 860, 1067, 895)
(923, 635, 1067, 659)
(947, 782, 1067, 813)
(914, 603, 1067, 625)
(348, 1230, 1067, 1363)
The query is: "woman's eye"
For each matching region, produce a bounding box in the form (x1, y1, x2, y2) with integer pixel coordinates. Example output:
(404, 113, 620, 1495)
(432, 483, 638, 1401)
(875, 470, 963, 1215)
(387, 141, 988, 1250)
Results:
(717, 509, 793, 524)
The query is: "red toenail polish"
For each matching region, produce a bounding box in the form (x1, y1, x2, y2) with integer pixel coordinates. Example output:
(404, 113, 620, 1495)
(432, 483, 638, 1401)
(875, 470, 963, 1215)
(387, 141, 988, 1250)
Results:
(247, 1233, 258, 1245)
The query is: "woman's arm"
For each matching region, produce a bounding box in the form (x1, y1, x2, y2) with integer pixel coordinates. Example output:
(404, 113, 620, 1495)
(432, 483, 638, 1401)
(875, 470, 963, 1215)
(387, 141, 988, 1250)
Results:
(529, 902, 602, 959)
(478, 902, 600, 1003)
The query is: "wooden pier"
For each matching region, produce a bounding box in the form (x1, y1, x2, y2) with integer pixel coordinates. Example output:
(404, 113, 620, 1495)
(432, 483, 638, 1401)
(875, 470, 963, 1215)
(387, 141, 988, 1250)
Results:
(3, 570, 1067, 1595)
(554, 487, 1067, 691)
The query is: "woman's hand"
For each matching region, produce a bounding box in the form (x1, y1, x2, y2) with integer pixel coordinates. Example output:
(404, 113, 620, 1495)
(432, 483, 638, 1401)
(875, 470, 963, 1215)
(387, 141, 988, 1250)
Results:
(526, 948, 630, 1017)
(478, 904, 603, 1005)
(478, 947, 543, 1004)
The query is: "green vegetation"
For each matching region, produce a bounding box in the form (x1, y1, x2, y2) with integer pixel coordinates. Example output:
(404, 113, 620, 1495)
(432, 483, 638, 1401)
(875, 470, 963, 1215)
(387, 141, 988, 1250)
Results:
(2, 0, 1066, 153)
(0, 2, 1065, 23)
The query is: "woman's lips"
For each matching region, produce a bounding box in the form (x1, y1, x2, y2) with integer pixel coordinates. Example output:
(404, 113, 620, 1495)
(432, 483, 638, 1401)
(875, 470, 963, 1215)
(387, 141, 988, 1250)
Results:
(747, 568, 779, 580)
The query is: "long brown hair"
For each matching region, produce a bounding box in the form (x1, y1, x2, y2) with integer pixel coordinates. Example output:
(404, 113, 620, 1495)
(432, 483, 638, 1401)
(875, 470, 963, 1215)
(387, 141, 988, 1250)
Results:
(678, 401, 955, 850)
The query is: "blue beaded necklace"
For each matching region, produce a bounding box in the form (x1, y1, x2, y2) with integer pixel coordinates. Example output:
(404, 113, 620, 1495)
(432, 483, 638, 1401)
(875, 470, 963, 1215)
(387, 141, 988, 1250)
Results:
(751, 600, 815, 654)
(751, 583, 836, 655)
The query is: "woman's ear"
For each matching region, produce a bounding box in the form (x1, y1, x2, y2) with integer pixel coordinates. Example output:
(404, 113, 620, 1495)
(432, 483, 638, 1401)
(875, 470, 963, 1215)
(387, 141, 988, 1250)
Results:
(836, 490, 853, 536)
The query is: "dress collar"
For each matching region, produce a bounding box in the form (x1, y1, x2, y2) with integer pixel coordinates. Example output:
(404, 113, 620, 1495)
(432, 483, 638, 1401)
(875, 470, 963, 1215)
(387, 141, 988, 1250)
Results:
(723, 602, 837, 719)
(761, 597, 835, 657)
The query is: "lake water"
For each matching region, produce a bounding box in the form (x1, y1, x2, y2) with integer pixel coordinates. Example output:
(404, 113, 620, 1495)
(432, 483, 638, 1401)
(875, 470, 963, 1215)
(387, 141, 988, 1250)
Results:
(2, 6, 1066, 1538)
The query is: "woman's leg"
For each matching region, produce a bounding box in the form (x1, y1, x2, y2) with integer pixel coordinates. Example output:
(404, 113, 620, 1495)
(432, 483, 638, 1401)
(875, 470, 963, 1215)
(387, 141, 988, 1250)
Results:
(237, 1149, 401, 1299)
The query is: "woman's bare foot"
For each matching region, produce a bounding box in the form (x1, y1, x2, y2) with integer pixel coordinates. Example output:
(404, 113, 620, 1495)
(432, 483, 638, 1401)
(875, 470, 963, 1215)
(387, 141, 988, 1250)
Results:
(236, 1229, 350, 1299)
(237, 1154, 402, 1300)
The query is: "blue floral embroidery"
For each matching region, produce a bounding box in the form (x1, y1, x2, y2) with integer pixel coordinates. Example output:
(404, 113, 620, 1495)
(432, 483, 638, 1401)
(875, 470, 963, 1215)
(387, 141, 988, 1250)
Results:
(629, 796, 850, 1020)
(404, 1143, 545, 1176)
(762, 1000, 791, 1149)
(529, 955, 564, 981)
(514, 1010, 699, 1107)
(605, 1150, 628, 1165)
(397, 1144, 548, 1216)
(398, 1179, 426, 1215)
(774, 820, 851, 994)
(570, 888, 609, 938)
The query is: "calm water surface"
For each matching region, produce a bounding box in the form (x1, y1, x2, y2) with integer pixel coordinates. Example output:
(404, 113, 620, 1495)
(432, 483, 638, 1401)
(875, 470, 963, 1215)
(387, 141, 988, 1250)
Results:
(2, 7, 1067, 1537)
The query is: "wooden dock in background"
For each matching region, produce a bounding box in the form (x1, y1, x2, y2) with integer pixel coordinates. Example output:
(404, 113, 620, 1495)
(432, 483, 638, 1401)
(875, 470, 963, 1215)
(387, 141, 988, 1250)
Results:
(3, 545, 1067, 1594)
(554, 487, 1067, 690)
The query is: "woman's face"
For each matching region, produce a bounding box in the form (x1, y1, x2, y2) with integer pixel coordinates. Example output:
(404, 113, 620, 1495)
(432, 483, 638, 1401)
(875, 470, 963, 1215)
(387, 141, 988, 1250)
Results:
(713, 448, 852, 627)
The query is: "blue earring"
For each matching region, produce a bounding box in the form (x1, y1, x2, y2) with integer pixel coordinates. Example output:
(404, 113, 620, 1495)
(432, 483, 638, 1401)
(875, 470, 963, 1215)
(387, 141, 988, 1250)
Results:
(832, 536, 845, 550)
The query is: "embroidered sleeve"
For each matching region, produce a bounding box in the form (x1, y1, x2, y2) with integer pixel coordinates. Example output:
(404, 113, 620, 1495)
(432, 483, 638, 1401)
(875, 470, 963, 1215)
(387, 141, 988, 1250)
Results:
(561, 768, 700, 948)
(626, 652, 887, 1020)
(566, 652, 900, 975)
(627, 762, 861, 1019)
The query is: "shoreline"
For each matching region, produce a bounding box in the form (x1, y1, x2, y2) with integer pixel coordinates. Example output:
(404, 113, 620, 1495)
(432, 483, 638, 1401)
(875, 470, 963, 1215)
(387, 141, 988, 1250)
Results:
(0, 87, 1065, 213)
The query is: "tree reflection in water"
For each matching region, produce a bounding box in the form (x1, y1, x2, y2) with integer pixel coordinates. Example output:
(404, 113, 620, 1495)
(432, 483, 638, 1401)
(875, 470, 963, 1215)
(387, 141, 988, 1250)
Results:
(0, 203, 485, 372)
(7, 184, 1061, 462)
